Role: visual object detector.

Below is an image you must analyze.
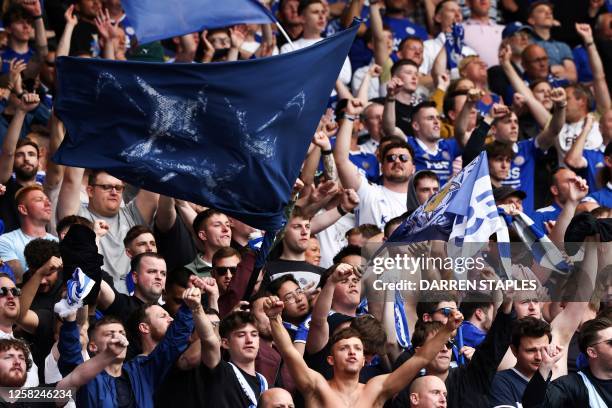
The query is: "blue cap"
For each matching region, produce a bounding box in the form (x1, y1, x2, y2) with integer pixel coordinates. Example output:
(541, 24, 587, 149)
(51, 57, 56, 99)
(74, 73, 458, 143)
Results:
(502, 22, 533, 39)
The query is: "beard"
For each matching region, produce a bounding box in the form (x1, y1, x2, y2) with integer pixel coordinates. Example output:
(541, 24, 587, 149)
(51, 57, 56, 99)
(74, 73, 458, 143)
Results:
(0, 368, 26, 387)
(14, 164, 38, 181)
(385, 173, 410, 183)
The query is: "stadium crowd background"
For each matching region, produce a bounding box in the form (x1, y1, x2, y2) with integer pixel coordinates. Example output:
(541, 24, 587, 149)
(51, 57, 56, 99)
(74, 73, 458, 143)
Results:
(0, 0, 610, 407)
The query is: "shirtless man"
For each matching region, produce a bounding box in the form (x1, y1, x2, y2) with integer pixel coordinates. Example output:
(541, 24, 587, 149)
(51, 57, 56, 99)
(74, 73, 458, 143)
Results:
(263, 278, 464, 408)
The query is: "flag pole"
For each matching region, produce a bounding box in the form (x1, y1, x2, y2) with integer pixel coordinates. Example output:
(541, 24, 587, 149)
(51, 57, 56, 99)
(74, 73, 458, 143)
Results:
(275, 21, 295, 50)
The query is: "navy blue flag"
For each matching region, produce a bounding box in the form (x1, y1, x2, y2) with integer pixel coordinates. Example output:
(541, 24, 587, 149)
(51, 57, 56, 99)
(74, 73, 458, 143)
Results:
(121, 0, 276, 44)
(53, 24, 359, 232)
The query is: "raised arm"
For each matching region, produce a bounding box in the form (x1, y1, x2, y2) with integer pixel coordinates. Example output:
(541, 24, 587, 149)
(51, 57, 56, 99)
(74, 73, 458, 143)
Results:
(306, 263, 355, 354)
(155, 195, 177, 233)
(94, 9, 119, 60)
(134, 189, 160, 225)
(499, 45, 551, 128)
(341, 0, 366, 32)
(188, 284, 222, 369)
(563, 114, 594, 169)
(17, 256, 62, 333)
(535, 87, 567, 151)
(265, 296, 321, 396)
(377, 310, 464, 401)
(576, 23, 611, 113)
(548, 176, 588, 244)
(454, 88, 482, 147)
(382, 79, 408, 138)
(20, 0, 48, 67)
(43, 113, 66, 192)
(311, 189, 359, 234)
(333, 99, 365, 191)
(369, 1, 388, 68)
(0, 61, 32, 183)
(356, 65, 382, 103)
(57, 333, 129, 390)
(57, 5, 78, 58)
(56, 165, 84, 221)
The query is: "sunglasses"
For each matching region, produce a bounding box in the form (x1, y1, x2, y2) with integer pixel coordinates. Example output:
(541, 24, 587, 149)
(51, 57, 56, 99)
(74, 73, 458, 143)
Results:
(385, 153, 411, 163)
(445, 340, 455, 349)
(0, 287, 21, 297)
(433, 307, 456, 317)
(213, 266, 237, 276)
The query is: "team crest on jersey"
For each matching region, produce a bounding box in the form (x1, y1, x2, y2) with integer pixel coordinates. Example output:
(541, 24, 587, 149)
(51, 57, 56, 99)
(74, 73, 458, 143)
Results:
(597, 162, 604, 168)
(514, 155, 525, 166)
(442, 151, 450, 160)
(406, 27, 416, 35)
(363, 161, 370, 170)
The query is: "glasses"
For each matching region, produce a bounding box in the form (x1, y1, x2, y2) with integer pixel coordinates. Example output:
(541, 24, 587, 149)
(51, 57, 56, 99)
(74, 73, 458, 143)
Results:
(526, 56, 548, 64)
(589, 339, 612, 348)
(385, 154, 411, 163)
(213, 266, 237, 276)
(433, 307, 456, 317)
(445, 340, 455, 349)
(283, 288, 305, 304)
(0, 287, 21, 297)
(91, 184, 125, 192)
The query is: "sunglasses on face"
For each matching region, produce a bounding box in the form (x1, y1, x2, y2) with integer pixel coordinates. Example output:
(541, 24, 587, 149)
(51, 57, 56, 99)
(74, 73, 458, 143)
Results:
(0, 287, 21, 297)
(445, 340, 455, 349)
(433, 307, 456, 317)
(385, 153, 411, 163)
(213, 266, 237, 276)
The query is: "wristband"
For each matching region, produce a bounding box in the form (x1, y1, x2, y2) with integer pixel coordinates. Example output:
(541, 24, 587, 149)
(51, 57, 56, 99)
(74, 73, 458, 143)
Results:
(337, 204, 348, 216)
(345, 115, 356, 122)
(321, 149, 333, 155)
(386, 97, 396, 102)
(33, 15, 43, 20)
(585, 42, 594, 48)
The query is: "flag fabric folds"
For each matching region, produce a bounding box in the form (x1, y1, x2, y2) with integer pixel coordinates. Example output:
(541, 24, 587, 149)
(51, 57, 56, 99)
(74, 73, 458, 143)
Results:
(498, 209, 571, 275)
(389, 151, 505, 246)
(121, 0, 276, 44)
(53, 24, 359, 232)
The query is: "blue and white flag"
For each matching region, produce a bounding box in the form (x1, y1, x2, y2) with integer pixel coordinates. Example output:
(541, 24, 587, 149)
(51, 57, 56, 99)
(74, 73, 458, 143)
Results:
(53, 24, 359, 232)
(389, 152, 504, 245)
(499, 209, 571, 275)
(121, 0, 276, 44)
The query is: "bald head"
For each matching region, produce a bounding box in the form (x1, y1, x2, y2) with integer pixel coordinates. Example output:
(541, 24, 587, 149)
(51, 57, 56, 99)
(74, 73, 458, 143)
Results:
(259, 388, 295, 408)
(522, 44, 549, 81)
(409, 375, 447, 407)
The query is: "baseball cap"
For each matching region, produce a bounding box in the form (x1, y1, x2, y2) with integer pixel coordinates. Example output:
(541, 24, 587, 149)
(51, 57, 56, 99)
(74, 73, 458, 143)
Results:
(502, 22, 533, 39)
(493, 186, 527, 202)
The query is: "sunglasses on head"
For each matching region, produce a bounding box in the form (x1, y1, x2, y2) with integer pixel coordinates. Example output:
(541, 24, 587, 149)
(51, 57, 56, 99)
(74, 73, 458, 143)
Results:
(0, 287, 21, 297)
(385, 153, 411, 163)
(433, 307, 456, 317)
(213, 266, 237, 276)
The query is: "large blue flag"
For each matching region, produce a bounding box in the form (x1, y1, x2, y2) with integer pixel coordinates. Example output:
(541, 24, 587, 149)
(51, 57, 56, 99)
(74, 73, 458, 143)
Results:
(389, 152, 504, 244)
(121, 0, 276, 44)
(53, 24, 359, 232)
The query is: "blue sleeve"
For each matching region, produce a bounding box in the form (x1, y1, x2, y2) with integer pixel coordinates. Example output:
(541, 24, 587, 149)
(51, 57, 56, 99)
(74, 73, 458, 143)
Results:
(448, 138, 462, 157)
(139, 304, 194, 388)
(58, 320, 85, 377)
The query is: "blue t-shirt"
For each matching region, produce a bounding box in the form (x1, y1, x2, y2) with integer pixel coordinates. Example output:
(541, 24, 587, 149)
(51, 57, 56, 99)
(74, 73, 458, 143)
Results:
(583, 147, 605, 192)
(407, 137, 462, 186)
(533, 36, 573, 67)
(489, 368, 530, 408)
(500, 138, 544, 215)
(534, 201, 562, 233)
(0, 229, 58, 271)
(381, 16, 429, 52)
(587, 184, 612, 207)
(349, 151, 380, 183)
(0, 48, 34, 74)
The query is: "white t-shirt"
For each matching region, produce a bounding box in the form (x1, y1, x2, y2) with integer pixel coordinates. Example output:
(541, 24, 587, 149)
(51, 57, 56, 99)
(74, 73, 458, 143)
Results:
(317, 212, 356, 268)
(280, 37, 352, 95)
(78, 200, 144, 294)
(557, 120, 602, 166)
(420, 32, 477, 77)
(356, 175, 407, 228)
